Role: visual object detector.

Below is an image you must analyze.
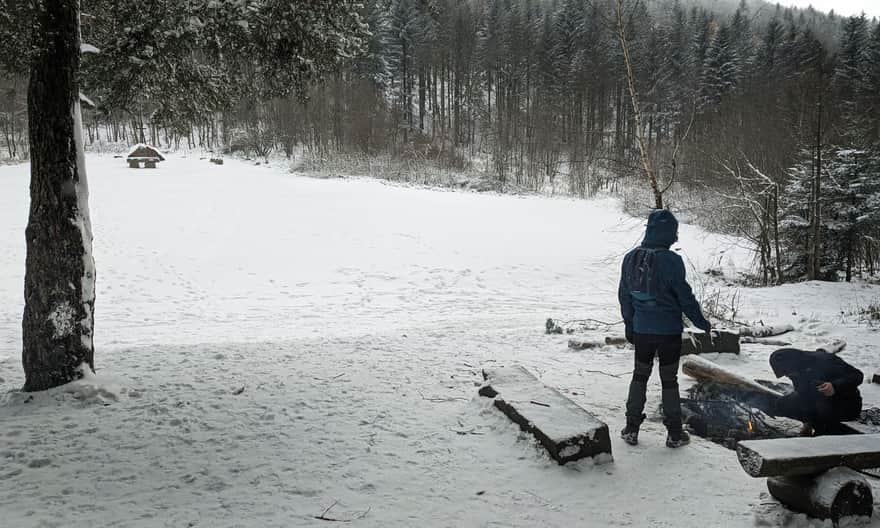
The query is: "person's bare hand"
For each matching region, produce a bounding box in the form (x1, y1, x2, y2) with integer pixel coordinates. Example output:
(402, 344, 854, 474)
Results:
(817, 382, 835, 397)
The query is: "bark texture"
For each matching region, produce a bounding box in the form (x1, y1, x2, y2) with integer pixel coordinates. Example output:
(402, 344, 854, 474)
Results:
(23, 0, 95, 391)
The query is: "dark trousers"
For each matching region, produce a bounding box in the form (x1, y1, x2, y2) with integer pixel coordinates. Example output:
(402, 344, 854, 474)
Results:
(625, 333, 683, 432)
(774, 392, 862, 435)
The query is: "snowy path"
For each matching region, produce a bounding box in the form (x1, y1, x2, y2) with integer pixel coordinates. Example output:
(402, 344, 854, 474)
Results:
(1, 156, 878, 527)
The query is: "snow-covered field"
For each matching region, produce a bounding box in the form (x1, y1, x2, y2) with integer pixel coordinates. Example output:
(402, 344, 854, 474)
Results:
(1, 155, 878, 527)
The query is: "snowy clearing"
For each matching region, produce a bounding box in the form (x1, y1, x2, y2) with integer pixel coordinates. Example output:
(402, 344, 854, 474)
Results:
(1, 155, 879, 527)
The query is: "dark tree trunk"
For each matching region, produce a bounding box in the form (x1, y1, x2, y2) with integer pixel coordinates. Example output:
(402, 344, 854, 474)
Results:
(23, 0, 95, 392)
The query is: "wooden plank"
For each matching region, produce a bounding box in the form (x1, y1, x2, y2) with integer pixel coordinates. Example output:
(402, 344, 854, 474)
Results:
(479, 366, 612, 464)
(681, 355, 783, 397)
(681, 329, 740, 355)
(767, 467, 873, 521)
(737, 434, 880, 477)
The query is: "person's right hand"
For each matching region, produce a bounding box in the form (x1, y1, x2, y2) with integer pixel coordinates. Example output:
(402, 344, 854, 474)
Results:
(817, 382, 835, 397)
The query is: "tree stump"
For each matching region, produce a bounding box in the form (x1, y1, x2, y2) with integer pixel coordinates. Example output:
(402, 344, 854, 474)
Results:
(767, 467, 873, 522)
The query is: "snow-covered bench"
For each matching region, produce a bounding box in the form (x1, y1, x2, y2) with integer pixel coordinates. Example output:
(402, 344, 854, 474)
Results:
(479, 366, 612, 464)
(737, 435, 880, 521)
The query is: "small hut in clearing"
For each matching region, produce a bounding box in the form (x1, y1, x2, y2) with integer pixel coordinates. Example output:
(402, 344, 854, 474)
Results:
(126, 144, 165, 168)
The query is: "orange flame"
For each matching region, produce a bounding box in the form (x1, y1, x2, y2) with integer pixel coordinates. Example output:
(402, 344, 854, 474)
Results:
(747, 421, 753, 434)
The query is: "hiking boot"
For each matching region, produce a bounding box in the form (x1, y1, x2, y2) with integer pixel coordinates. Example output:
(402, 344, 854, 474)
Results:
(666, 430, 690, 448)
(620, 424, 640, 446)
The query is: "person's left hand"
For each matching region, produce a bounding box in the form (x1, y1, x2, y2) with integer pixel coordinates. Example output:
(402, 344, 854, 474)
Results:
(817, 382, 835, 397)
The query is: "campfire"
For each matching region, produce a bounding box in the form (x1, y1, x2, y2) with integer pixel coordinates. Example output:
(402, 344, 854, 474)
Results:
(679, 381, 802, 449)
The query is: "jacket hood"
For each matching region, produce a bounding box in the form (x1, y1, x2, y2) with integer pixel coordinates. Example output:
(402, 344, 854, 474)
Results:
(770, 348, 822, 378)
(642, 209, 679, 248)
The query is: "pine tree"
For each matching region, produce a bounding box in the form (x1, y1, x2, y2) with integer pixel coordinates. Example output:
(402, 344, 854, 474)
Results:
(699, 24, 739, 108)
(833, 15, 868, 142)
(862, 23, 880, 146)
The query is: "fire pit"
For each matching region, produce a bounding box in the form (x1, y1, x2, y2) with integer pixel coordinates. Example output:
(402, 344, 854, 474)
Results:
(679, 381, 802, 449)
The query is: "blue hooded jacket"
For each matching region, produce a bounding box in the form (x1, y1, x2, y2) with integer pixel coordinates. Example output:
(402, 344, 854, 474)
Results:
(618, 210, 711, 336)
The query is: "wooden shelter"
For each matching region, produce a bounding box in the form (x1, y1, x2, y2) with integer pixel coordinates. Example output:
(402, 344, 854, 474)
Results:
(126, 144, 165, 168)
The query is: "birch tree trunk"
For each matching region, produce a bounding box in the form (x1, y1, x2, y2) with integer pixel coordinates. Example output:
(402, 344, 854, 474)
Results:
(616, 0, 663, 210)
(23, 0, 96, 391)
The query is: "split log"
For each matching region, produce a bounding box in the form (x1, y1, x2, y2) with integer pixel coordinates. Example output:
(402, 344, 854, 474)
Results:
(479, 366, 612, 464)
(815, 339, 846, 354)
(681, 329, 740, 355)
(604, 336, 628, 346)
(568, 338, 604, 350)
(840, 420, 880, 435)
(767, 467, 873, 522)
(736, 434, 880, 477)
(739, 325, 795, 338)
(681, 356, 782, 398)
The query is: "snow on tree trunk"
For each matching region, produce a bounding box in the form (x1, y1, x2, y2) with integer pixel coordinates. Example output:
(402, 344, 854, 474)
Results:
(23, 0, 95, 392)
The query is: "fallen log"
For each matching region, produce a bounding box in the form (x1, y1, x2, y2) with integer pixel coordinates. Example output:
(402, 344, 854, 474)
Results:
(479, 365, 612, 464)
(681, 356, 783, 398)
(740, 336, 792, 347)
(736, 434, 880, 478)
(739, 325, 795, 338)
(567, 338, 604, 350)
(604, 336, 628, 346)
(766, 467, 873, 522)
(681, 329, 740, 355)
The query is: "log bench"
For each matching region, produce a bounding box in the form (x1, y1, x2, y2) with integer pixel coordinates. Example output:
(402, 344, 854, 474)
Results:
(681, 329, 740, 355)
(479, 365, 612, 464)
(737, 435, 880, 522)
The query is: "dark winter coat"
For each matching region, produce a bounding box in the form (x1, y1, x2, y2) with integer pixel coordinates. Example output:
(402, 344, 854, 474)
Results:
(770, 348, 864, 408)
(618, 210, 711, 336)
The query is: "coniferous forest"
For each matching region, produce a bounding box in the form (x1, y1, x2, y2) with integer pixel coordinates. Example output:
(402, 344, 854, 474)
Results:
(2, 0, 880, 284)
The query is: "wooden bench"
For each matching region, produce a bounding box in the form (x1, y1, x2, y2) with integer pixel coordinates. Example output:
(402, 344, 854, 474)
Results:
(737, 435, 880, 521)
(479, 365, 612, 464)
(680, 329, 740, 355)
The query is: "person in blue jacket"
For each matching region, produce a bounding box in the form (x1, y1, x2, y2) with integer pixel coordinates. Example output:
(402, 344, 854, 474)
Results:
(618, 209, 712, 448)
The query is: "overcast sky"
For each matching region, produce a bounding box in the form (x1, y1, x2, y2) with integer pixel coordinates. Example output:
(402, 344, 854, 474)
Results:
(781, 0, 880, 18)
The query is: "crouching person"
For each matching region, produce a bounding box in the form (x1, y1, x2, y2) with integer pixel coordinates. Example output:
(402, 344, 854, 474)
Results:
(618, 210, 712, 448)
(769, 348, 863, 435)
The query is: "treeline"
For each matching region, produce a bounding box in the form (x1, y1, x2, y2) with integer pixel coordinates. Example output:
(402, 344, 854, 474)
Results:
(2, 0, 879, 283)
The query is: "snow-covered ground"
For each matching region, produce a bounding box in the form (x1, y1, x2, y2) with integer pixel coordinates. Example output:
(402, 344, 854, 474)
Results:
(0, 155, 878, 527)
